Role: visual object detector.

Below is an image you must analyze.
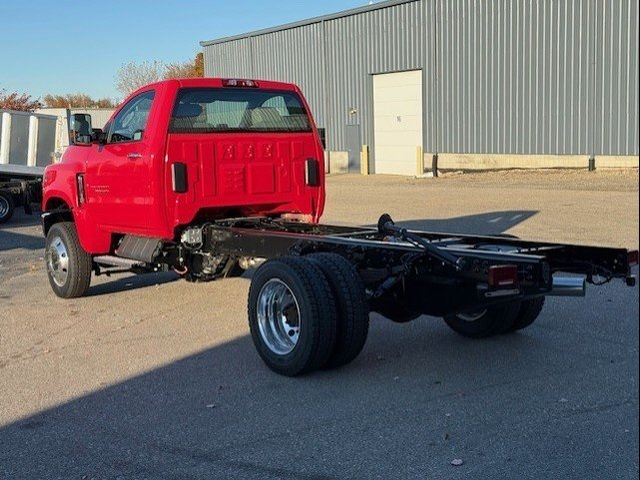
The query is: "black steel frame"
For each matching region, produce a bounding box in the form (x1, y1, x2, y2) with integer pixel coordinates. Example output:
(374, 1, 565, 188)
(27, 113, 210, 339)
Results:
(191, 215, 635, 316)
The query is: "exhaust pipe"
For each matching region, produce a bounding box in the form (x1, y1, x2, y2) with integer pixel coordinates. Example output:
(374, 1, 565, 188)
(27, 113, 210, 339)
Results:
(548, 276, 586, 297)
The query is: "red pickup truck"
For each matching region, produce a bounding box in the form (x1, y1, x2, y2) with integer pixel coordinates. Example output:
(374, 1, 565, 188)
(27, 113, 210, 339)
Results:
(42, 78, 637, 376)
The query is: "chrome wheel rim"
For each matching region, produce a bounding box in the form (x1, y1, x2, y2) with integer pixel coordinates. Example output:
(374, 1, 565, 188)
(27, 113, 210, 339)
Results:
(457, 310, 487, 322)
(257, 279, 301, 355)
(47, 236, 69, 287)
(0, 196, 9, 218)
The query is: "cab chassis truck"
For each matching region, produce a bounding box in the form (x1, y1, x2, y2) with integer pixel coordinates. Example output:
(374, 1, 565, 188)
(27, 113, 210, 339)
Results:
(41, 78, 638, 376)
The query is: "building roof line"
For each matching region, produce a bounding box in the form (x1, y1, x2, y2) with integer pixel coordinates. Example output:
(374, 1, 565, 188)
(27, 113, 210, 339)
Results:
(199, 0, 419, 46)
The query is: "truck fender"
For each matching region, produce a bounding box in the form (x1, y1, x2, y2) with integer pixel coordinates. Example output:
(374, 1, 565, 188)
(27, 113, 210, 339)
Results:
(42, 195, 111, 254)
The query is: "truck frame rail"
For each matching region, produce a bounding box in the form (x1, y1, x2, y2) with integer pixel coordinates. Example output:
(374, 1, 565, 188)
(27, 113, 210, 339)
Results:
(142, 214, 637, 319)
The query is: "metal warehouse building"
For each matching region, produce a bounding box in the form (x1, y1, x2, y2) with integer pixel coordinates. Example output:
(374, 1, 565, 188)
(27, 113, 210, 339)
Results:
(200, 0, 639, 175)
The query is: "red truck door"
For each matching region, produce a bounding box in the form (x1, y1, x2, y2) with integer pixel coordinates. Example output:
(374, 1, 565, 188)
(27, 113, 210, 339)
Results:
(85, 90, 156, 234)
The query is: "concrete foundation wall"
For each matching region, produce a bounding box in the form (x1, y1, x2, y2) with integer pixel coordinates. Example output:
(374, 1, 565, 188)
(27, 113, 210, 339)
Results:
(434, 153, 639, 171)
(327, 151, 349, 174)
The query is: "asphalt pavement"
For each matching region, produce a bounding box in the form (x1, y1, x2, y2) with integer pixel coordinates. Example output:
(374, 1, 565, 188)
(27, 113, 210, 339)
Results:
(1, 171, 638, 479)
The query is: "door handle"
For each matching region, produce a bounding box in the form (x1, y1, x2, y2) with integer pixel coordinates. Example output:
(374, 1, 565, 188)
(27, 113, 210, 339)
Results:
(127, 153, 142, 160)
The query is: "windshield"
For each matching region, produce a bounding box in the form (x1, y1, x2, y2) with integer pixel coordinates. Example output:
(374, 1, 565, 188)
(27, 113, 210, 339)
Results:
(169, 88, 312, 133)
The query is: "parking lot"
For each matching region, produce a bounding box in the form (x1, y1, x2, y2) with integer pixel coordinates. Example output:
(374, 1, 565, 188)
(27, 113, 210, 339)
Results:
(1, 170, 638, 479)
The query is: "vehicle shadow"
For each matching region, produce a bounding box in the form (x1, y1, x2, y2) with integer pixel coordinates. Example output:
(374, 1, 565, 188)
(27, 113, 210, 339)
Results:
(0, 319, 546, 479)
(383, 210, 538, 236)
(86, 271, 181, 296)
(0, 211, 44, 252)
(0, 230, 44, 252)
(1, 280, 637, 479)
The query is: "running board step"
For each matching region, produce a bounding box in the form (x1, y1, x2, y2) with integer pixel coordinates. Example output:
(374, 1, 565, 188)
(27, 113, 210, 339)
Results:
(93, 255, 146, 268)
(115, 235, 162, 263)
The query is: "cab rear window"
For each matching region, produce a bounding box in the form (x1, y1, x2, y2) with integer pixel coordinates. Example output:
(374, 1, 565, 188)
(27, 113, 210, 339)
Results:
(169, 88, 312, 133)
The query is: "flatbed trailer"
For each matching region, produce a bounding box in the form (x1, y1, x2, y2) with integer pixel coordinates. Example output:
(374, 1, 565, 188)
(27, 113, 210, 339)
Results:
(0, 165, 44, 224)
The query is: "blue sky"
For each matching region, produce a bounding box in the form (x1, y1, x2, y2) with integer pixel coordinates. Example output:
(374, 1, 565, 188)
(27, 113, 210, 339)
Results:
(0, 0, 369, 101)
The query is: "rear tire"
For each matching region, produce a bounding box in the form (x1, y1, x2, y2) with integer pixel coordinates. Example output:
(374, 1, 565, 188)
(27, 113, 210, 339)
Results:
(247, 256, 337, 376)
(0, 191, 15, 224)
(45, 222, 92, 298)
(307, 253, 369, 369)
(443, 302, 521, 338)
(507, 297, 545, 332)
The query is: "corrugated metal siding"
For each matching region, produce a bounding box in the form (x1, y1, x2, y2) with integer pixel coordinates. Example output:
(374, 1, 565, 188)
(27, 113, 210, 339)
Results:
(251, 24, 326, 127)
(202, 0, 638, 157)
(593, 0, 638, 155)
(437, 0, 598, 155)
(204, 37, 253, 77)
(203, 0, 433, 156)
(324, 0, 434, 155)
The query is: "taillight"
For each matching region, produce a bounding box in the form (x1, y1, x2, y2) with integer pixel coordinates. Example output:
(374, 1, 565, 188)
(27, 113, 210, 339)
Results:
(222, 78, 259, 88)
(488, 264, 519, 288)
(76, 174, 86, 206)
(629, 250, 639, 266)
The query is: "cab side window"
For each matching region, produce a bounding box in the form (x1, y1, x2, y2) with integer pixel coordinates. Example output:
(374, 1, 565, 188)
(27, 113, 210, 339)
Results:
(108, 91, 155, 143)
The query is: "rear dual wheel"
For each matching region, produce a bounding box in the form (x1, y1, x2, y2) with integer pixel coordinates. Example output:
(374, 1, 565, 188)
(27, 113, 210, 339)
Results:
(443, 297, 546, 338)
(247, 254, 369, 376)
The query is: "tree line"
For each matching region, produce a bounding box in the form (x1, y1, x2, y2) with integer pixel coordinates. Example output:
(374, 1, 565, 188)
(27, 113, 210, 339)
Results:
(1, 53, 203, 112)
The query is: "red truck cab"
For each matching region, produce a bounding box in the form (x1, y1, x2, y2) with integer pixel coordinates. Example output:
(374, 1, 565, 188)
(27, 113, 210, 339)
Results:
(43, 78, 326, 255)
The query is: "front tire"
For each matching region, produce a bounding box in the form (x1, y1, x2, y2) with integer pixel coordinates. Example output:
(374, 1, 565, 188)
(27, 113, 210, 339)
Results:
(443, 302, 521, 338)
(45, 222, 92, 298)
(248, 256, 337, 376)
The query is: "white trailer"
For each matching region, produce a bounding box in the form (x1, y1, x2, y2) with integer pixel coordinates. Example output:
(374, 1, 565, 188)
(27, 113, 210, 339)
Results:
(0, 109, 59, 223)
(0, 107, 115, 223)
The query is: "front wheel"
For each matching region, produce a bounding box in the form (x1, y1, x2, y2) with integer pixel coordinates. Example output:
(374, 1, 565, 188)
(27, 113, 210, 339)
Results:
(45, 222, 92, 298)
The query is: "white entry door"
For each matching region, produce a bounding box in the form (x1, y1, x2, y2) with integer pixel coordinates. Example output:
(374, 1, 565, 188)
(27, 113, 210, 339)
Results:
(373, 70, 423, 175)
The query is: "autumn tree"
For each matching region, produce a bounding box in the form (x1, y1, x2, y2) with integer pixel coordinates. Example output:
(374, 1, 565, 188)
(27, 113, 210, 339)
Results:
(164, 61, 198, 79)
(165, 52, 205, 79)
(115, 60, 164, 96)
(116, 53, 204, 96)
(194, 52, 204, 77)
(43, 93, 117, 108)
(0, 89, 42, 111)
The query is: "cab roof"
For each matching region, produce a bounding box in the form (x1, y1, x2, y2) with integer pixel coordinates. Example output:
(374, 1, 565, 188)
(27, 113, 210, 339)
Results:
(138, 77, 300, 92)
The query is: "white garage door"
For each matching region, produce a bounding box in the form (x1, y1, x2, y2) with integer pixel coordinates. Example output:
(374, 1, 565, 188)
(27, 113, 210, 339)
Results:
(373, 70, 423, 175)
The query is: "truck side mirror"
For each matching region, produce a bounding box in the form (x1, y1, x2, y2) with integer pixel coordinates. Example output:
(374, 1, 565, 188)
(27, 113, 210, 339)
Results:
(70, 113, 93, 146)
